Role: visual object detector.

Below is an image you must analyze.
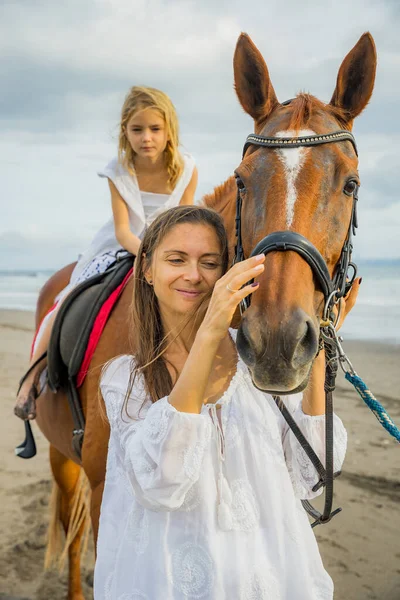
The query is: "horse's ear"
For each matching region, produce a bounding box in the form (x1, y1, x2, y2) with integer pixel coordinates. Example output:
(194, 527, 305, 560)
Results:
(233, 33, 278, 124)
(330, 32, 377, 123)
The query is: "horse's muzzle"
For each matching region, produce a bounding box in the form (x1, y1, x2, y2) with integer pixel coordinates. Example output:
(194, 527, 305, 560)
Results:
(236, 307, 319, 393)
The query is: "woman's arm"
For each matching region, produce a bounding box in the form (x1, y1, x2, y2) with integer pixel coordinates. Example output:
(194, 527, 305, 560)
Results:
(168, 254, 265, 414)
(302, 277, 361, 416)
(301, 350, 326, 416)
(101, 356, 212, 511)
(281, 282, 361, 496)
(179, 166, 198, 206)
(109, 179, 142, 256)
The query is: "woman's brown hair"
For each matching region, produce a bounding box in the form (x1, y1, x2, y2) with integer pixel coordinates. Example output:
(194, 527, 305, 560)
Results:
(122, 205, 229, 413)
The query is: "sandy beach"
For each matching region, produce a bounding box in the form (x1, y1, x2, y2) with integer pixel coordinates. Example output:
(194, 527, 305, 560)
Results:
(0, 309, 399, 600)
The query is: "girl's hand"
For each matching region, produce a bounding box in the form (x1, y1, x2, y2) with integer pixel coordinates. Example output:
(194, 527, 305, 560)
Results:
(198, 254, 265, 343)
(335, 277, 362, 330)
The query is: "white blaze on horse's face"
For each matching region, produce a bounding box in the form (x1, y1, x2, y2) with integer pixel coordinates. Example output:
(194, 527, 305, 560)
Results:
(275, 129, 316, 228)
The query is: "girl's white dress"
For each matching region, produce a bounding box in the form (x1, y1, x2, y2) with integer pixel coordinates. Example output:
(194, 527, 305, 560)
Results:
(94, 330, 347, 600)
(70, 151, 195, 287)
(32, 152, 195, 352)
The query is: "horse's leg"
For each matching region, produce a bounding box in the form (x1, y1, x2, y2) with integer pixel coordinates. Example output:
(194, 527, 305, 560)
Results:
(47, 444, 91, 600)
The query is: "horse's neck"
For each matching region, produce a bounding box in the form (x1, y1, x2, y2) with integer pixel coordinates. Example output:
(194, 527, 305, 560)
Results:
(203, 175, 237, 258)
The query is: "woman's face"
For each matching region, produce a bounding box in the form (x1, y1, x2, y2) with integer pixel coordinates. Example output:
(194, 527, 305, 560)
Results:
(145, 223, 224, 320)
(125, 108, 168, 161)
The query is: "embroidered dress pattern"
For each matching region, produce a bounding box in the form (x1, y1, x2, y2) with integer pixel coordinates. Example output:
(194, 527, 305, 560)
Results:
(105, 441, 118, 485)
(126, 503, 149, 555)
(169, 542, 214, 598)
(183, 433, 210, 481)
(181, 481, 202, 512)
(143, 404, 170, 443)
(118, 593, 149, 600)
(223, 404, 242, 449)
(230, 479, 260, 531)
(241, 569, 282, 600)
(104, 572, 114, 600)
(104, 390, 122, 428)
(116, 463, 135, 497)
(128, 450, 157, 486)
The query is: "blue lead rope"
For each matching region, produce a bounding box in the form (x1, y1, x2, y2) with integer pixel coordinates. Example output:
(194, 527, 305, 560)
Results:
(345, 372, 400, 443)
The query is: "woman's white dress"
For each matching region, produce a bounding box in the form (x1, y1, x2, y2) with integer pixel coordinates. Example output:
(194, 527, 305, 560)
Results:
(94, 330, 347, 600)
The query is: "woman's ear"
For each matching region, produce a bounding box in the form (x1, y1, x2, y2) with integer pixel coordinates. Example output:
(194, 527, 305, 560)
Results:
(143, 270, 153, 286)
(143, 255, 153, 285)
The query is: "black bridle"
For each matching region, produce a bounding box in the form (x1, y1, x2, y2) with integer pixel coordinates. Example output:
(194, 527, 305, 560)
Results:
(235, 129, 359, 313)
(234, 126, 360, 526)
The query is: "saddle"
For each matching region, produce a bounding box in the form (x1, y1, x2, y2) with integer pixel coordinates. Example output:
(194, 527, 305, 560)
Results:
(47, 253, 134, 458)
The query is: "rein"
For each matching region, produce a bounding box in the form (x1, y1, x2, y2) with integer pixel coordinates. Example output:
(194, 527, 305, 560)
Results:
(234, 126, 359, 526)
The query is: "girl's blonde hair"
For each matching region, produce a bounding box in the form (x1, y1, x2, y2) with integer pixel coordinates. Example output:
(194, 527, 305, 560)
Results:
(118, 86, 184, 190)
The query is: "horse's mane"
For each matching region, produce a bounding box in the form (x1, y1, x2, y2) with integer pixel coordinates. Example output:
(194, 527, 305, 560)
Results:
(286, 93, 349, 132)
(203, 175, 236, 211)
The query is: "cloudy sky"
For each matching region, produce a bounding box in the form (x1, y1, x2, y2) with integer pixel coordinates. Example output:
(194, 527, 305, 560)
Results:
(0, 0, 399, 270)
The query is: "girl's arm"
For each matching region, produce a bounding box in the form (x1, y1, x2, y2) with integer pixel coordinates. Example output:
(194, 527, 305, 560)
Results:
(109, 179, 142, 256)
(179, 166, 198, 206)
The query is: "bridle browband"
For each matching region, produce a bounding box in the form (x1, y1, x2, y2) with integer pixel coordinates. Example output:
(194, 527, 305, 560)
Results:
(234, 123, 359, 526)
(243, 130, 358, 157)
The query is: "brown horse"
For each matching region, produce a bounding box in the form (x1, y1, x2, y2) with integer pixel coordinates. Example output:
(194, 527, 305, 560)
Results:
(28, 32, 376, 599)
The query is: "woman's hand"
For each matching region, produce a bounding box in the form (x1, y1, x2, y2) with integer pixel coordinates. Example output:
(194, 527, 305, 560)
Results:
(335, 277, 362, 330)
(197, 254, 265, 343)
(168, 253, 265, 413)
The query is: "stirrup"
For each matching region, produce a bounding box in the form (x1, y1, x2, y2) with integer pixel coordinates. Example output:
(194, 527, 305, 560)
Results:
(15, 421, 37, 459)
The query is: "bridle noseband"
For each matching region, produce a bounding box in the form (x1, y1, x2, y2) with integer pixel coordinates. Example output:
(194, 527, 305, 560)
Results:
(234, 123, 360, 526)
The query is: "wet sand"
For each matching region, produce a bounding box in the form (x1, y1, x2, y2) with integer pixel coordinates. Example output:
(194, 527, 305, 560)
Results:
(0, 309, 399, 600)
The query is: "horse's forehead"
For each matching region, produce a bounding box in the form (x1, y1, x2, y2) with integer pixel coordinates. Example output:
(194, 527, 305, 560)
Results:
(253, 108, 356, 171)
(260, 106, 338, 137)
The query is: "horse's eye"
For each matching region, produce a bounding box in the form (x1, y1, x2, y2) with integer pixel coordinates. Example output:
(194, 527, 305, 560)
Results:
(235, 176, 246, 192)
(343, 180, 358, 196)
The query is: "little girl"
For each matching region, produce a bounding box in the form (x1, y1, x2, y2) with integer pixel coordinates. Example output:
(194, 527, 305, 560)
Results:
(14, 86, 197, 420)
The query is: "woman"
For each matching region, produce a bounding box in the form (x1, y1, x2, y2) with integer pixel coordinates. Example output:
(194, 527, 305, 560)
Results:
(96, 205, 358, 599)
(15, 86, 197, 420)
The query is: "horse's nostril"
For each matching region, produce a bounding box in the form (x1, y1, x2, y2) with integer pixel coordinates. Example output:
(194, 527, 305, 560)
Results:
(236, 321, 257, 368)
(292, 316, 318, 369)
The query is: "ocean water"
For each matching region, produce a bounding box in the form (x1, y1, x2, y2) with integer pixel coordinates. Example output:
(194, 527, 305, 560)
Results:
(338, 260, 400, 345)
(0, 270, 53, 312)
(0, 261, 399, 344)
